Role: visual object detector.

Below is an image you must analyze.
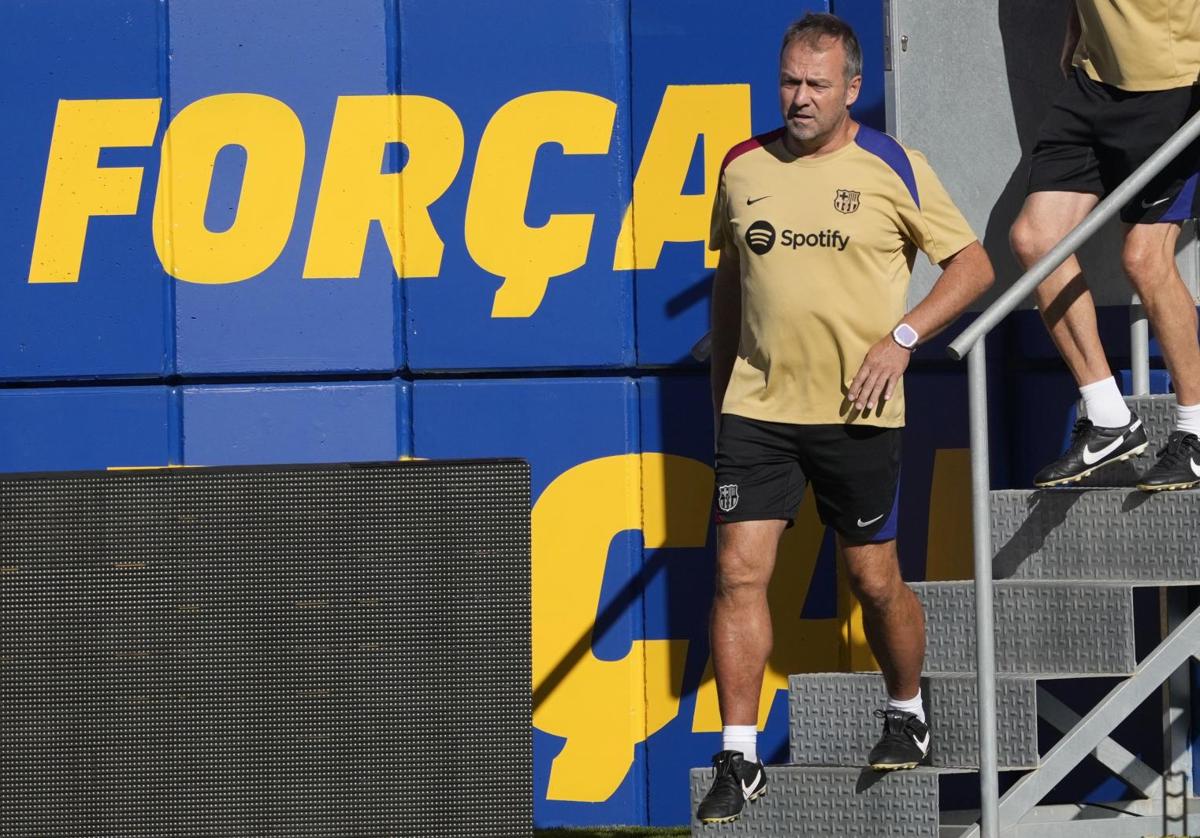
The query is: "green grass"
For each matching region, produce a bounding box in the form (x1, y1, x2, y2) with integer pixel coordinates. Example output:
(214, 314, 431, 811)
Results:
(535, 829, 689, 837)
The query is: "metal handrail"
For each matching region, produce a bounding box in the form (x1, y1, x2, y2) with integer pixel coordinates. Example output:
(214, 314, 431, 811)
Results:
(947, 106, 1200, 838)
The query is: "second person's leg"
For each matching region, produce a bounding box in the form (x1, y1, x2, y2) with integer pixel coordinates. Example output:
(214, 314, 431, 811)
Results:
(1010, 190, 1111, 392)
(1011, 191, 1148, 486)
(1124, 221, 1200, 490)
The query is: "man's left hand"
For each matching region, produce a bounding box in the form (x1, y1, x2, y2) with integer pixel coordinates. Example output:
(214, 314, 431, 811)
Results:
(847, 335, 912, 412)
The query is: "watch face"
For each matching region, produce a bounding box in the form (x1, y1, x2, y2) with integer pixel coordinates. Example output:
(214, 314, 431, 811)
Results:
(894, 324, 918, 348)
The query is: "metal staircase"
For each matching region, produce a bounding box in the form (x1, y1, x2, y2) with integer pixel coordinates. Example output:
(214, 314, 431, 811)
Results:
(691, 393, 1195, 835)
(690, 395, 1200, 836)
(688, 99, 1200, 835)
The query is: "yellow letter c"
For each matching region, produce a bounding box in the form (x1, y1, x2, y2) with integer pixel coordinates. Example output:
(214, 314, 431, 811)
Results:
(533, 453, 712, 802)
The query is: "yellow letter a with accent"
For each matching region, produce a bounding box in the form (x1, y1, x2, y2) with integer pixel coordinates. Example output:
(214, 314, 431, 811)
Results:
(534, 453, 711, 802)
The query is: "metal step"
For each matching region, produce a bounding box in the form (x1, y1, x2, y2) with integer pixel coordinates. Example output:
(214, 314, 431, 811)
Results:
(788, 673, 1037, 770)
(1125, 394, 1174, 448)
(913, 582, 1135, 676)
(1072, 395, 1174, 487)
(689, 765, 944, 837)
(992, 488, 1200, 582)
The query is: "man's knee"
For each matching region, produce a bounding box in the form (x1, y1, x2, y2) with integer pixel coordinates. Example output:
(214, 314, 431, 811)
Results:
(714, 544, 771, 599)
(1122, 232, 1176, 292)
(1009, 217, 1041, 265)
(851, 573, 902, 612)
(1010, 213, 1063, 266)
(843, 552, 905, 612)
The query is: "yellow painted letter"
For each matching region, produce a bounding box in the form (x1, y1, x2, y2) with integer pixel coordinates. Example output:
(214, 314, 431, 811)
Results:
(29, 99, 161, 283)
(465, 91, 615, 318)
(534, 453, 710, 802)
(153, 93, 304, 284)
(613, 85, 751, 271)
(303, 95, 464, 279)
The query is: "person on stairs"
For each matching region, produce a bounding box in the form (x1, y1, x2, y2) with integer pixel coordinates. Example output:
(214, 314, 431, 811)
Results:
(1010, 0, 1200, 491)
(696, 12, 995, 825)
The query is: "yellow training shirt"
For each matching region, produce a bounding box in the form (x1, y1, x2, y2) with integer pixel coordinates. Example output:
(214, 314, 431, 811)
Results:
(710, 125, 977, 428)
(1074, 0, 1200, 91)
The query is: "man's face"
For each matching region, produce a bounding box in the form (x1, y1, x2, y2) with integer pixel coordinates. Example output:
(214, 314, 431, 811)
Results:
(778, 36, 861, 149)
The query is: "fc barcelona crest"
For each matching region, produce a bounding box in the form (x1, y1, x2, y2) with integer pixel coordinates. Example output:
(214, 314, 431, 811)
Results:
(718, 484, 739, 513)
(834, 189, 860, 214)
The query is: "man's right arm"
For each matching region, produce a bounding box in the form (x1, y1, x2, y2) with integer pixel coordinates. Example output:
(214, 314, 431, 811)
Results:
(1060, 1, 1081, 78)
(710, 247, 741, 438)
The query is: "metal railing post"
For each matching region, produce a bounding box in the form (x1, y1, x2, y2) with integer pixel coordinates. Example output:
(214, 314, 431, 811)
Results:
(1130, 302, 1150, 396)
(968, 340, 999, 838)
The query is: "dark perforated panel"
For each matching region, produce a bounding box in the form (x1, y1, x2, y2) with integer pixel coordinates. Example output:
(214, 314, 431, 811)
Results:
(0, 460, 532, 837)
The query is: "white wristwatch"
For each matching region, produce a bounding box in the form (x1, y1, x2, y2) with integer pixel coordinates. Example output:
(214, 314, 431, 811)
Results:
(892, 322, 919, 350)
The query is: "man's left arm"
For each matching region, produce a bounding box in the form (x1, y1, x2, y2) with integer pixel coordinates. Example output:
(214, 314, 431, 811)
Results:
(848, 241, 994, 411)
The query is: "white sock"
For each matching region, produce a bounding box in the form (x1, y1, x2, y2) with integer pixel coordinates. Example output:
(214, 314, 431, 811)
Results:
(722, 725, 758, 764)
(1079, 377, 1131, 428)
(887, 690, 926, 724)
(1177, 402, 1200, 437)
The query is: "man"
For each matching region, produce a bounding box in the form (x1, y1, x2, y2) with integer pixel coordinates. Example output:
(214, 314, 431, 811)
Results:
(1010, 1, 1200, 490)
(697, 13, 995, 825)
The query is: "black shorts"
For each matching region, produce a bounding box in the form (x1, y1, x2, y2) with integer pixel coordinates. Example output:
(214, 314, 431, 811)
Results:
(1028, 69, 1200, 224)
(713, 414, 901, 543)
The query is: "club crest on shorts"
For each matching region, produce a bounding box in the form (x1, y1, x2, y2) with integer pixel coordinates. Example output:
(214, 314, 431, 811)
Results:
(834, 188, 860, 214)
(718, 484, 739, 513)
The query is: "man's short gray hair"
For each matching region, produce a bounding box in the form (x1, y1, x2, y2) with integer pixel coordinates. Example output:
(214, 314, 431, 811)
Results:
(781, 13, 863, 81)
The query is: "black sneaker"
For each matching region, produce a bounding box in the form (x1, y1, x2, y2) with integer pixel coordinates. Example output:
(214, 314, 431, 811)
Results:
(868, 709, 930, 771)
(1033, 414, 1148, 487)
(1137, 431, 1200, 492)
(695, 750, 767, 824)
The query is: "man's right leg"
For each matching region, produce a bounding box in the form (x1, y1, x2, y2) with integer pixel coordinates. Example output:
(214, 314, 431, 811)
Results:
(1010, 191, 1147, 485)
(1010, 190, 1107, 387)
(696, 518, 785, 824)
(711, 519, 787, 729)
(1122, 221, 1200, 491)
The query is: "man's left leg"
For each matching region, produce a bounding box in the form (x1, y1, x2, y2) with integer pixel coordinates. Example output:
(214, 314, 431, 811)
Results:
(840, 536, 930, 769)
(1123, 222, 1200, 490)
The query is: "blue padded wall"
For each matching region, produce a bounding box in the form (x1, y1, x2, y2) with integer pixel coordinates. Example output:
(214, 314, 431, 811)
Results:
(400, 0, 636, 372)
(180, 382, 407, 465)
(0, 0, 170, 380)
(168, 0, 400, 375)
(0, 387, 172, 472)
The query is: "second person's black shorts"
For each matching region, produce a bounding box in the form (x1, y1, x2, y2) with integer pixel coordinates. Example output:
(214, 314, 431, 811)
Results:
(713, 414, 901, 543)
(1028, 68, 1200, 224)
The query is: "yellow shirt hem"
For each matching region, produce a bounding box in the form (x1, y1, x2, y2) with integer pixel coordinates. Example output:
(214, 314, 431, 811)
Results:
(1080, 62, 1199, 92)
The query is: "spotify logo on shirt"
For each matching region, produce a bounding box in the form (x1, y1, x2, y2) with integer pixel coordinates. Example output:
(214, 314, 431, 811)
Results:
(745, 220, 777, 255)
(744, 220, 849, 255)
